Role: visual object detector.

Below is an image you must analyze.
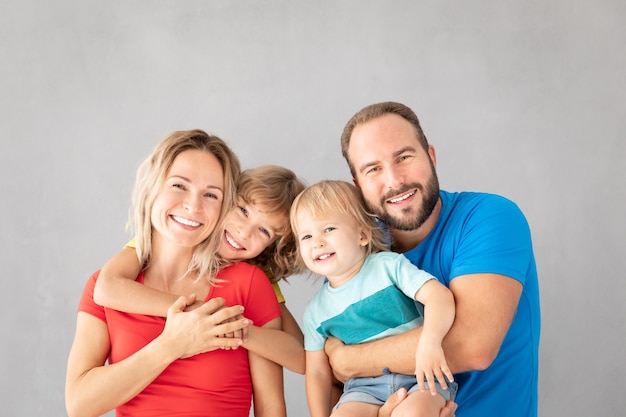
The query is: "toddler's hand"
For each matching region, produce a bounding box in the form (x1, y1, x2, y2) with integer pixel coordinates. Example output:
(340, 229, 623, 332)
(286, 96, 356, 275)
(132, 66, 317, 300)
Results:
(415, 339, 454, 396)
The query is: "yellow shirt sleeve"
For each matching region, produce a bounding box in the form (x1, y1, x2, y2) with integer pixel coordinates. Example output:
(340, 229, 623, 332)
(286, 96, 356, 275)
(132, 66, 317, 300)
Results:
(272, 282, 285, 304)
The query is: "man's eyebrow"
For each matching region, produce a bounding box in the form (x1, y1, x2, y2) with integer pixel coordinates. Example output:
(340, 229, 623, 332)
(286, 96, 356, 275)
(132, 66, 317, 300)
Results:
(357, 146, 417, 173)
(392, 146, 418, 157)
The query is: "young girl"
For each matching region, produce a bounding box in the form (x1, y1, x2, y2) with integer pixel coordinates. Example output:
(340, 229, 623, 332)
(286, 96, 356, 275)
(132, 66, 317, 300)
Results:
(93, 164, 308, 374)
(66, 130, 285, 417)
(290, 180, 458, 417)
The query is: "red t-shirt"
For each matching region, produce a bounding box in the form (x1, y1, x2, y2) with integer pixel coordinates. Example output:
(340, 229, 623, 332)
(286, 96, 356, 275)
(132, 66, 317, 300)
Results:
(78, 262, 281, 417)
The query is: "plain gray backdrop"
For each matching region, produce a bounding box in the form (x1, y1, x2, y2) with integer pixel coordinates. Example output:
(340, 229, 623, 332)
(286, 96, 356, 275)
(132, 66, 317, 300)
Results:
(1, 1, 624, 416)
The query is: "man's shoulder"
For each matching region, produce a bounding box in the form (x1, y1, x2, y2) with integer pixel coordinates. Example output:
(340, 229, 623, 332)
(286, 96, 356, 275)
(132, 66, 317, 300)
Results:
(442, 190, 520, 213)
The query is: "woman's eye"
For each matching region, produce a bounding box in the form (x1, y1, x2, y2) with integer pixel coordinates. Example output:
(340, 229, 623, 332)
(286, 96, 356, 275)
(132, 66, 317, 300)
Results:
(204, 192, 218, 200)
(173, 183, 185, 190)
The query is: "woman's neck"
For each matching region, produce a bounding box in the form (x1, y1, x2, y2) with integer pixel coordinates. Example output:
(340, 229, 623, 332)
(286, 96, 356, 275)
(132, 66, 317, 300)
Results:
(145, 234, 196, 289)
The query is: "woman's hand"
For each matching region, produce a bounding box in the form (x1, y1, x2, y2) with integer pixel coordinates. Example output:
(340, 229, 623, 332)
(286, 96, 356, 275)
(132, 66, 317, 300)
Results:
(161, 296, 250, 358)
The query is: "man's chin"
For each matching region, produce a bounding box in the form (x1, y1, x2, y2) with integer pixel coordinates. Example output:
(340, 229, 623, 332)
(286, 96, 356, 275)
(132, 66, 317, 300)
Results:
(379, 209, 424, 231)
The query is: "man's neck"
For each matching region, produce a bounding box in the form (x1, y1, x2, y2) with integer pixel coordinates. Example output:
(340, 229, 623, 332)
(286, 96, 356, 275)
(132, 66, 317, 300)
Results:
(390, 198, 441, 253)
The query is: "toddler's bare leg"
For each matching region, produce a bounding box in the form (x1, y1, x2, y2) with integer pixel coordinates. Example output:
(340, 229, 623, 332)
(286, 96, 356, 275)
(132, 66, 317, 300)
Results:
(331, 401, 379, 417)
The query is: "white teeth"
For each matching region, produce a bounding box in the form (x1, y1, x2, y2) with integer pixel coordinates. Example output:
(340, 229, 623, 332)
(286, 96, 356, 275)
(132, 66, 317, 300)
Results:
(389, 191, 414, 203)
(172, 216, 201, 227)
(225, 233, 242, 249)
(317, 253, 331, 260)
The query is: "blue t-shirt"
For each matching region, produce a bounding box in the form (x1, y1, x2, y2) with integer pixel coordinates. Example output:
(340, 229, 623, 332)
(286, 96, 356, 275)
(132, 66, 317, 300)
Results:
(303, 251, 435, 351)
(402, 190, 540, 417)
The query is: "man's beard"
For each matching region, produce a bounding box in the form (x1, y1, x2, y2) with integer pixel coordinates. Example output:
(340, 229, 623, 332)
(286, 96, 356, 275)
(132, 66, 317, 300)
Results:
(369, 169, 440, 232)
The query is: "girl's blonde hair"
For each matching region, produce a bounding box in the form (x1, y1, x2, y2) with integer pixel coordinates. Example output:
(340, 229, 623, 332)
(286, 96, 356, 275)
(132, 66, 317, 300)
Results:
(290, 180, 388, 270)
(237, 165, 306, 282)
(130, 129, 240, 283)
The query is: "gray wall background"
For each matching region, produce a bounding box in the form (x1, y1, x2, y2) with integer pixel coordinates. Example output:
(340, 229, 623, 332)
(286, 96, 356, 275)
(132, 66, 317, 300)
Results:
(1, 1, 624, 416)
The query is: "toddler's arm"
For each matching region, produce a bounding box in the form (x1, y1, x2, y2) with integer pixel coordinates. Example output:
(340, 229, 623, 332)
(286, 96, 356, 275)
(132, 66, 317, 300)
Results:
(93, 246, 181, 316)
(305, 349, 334, 417)
(414, 279, 456, 395)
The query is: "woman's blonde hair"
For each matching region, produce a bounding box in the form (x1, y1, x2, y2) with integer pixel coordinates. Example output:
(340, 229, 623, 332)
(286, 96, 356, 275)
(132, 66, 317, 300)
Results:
(290, 180, 388, 270)
(237, 165, 306, 282)
(130, 129, 240, 283)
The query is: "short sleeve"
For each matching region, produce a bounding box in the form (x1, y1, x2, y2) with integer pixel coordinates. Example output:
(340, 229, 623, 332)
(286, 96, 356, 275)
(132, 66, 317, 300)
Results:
(272, 282, 285, 304)
(78, 271, 106, 322)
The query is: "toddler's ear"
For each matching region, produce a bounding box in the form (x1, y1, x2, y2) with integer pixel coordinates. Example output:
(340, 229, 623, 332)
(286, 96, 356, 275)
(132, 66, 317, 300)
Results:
(359, 229, 370, 246)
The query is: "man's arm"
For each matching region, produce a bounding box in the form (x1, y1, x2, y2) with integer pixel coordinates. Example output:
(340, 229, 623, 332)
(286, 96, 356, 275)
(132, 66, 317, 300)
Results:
(442, 273, 521, 372)
(325, 272, 522, 379)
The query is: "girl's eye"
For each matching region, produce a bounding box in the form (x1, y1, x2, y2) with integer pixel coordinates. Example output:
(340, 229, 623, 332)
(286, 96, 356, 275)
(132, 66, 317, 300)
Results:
(239, 206, 249, 216)
(260, 227, 271, 238)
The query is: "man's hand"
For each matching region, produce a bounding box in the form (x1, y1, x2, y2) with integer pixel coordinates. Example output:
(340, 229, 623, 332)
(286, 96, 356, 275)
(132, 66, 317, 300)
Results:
(324, 337, 349, 382)
(378, 388, 408, 417)
(378, 389, 457, 417)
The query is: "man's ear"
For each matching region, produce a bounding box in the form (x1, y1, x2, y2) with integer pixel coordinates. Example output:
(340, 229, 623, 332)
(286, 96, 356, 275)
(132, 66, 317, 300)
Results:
(428, 145, 437, 167)
(353, 177, 359, 188)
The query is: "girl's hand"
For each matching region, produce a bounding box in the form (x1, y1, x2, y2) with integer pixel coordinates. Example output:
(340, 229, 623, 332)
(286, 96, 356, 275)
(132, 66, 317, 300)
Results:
(217, 314, 252, 349)
(414, 339, 454, 396)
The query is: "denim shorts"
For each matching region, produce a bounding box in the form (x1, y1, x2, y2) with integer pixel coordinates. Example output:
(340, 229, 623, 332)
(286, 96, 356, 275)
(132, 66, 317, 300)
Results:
(334, 372, 458, 410)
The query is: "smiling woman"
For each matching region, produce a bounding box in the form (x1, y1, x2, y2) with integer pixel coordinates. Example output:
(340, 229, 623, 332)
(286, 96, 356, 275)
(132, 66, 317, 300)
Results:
(65, 130, 287, 417)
